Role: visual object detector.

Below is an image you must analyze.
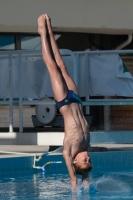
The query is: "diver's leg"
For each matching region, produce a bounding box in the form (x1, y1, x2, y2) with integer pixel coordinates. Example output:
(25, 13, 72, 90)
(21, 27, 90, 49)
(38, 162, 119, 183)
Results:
(45, 14, 79, 95)
(38, 14, 67, 101)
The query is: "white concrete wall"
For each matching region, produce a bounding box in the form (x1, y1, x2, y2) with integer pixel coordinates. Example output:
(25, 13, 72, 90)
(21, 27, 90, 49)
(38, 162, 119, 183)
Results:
(0, 131, 133, 145)
(0, 0, 133, 34)
(0, 132, 64, 145)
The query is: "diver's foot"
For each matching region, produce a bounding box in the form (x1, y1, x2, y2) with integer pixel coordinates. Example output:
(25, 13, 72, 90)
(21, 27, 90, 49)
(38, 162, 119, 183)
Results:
(45, 14, 53, 35)
(38, 14, 47, 36)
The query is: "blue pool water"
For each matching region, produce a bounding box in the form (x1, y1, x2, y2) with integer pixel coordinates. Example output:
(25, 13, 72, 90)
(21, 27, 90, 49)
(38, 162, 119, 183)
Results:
(1, 151, 133, 199)
(0, 168, 133, 200)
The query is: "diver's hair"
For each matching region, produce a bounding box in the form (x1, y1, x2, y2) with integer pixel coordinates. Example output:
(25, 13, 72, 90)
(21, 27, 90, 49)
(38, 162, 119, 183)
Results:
(73, 163, 92, 175)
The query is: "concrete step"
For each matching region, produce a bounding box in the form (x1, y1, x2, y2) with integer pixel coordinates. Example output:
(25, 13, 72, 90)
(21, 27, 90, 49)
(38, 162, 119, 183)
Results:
(0, 131, 133, 145)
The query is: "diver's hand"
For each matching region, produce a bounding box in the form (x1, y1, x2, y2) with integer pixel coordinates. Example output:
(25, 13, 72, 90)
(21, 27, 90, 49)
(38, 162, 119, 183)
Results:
(71, 180, 77, 192)
(82, 173, 90, 190)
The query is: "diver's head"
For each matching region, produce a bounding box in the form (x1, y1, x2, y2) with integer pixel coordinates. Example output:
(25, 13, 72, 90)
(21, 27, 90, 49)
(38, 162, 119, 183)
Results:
(73, 151, 92, 175)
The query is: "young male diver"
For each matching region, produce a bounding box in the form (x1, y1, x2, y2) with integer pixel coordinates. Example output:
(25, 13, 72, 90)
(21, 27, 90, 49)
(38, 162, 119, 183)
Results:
(38, 14, 92, 191)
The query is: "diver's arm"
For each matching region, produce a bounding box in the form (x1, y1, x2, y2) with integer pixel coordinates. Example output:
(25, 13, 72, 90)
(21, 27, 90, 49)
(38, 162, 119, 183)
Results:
(82, 173, 90, 190)
(63, 150, 77, 191)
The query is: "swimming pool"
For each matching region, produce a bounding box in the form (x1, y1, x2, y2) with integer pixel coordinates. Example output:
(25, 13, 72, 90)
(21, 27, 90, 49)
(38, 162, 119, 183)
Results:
(0, 151, 133, 200)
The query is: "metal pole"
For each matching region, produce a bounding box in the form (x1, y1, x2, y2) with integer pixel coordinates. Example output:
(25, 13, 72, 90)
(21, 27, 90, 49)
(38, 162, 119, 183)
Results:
(85, 54, 90, 115)
(9, 54, 13, 133)
(19, 54, 23, 133)
(74, 55, 79, 89)
(74, 49, 133, 55)
(104, 96, 111, 131)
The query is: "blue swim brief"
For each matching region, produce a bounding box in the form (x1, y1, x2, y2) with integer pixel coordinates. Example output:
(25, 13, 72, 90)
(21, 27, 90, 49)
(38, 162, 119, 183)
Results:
(55, 90, 82, 110)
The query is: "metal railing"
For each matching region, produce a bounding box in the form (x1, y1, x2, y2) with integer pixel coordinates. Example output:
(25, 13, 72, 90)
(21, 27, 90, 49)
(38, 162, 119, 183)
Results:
(0, 49, 133, 133)
(0, 49, 77, 133)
